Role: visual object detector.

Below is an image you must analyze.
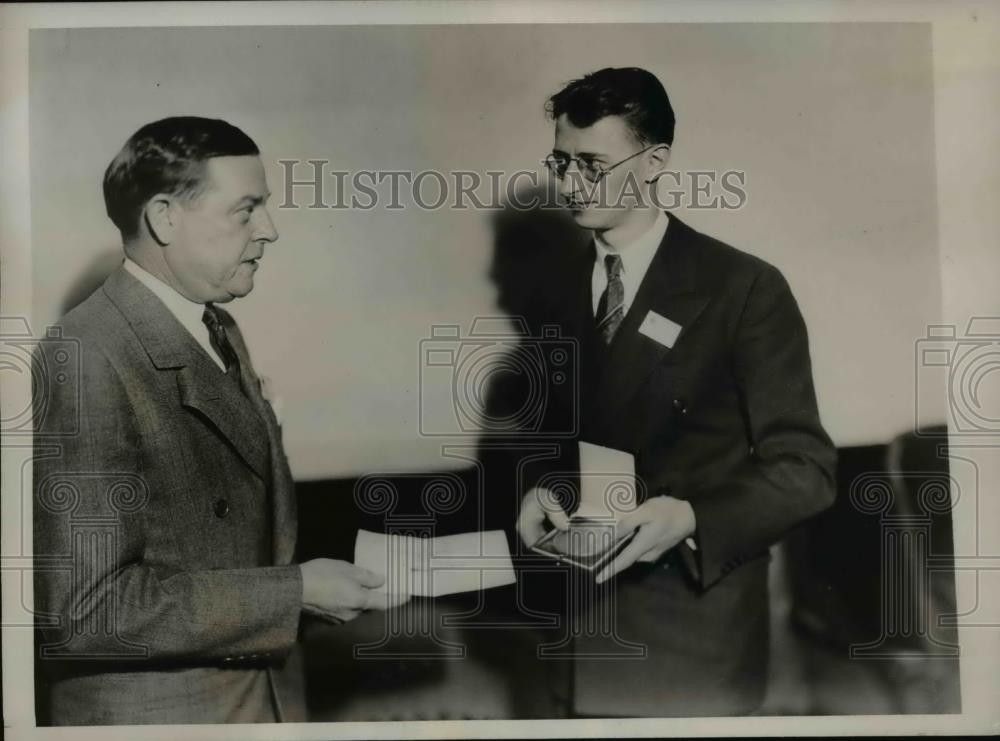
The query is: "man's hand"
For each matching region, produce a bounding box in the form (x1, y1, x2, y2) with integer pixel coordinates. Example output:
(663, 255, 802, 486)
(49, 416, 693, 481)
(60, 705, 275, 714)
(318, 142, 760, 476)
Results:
(516, 486, 571, 547)
(299, 558, 409, 623)
(595, 496, 696, 584)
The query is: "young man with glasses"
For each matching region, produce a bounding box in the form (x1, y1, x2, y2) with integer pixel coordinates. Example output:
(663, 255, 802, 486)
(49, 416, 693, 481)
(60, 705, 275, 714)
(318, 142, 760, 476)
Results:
(513, 67, 836, 717)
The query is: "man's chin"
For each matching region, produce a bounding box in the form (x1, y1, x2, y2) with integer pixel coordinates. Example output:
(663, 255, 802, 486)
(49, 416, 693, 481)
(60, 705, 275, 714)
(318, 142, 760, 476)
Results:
(570, 207, 613, 230)
(221, 279, 254, 301)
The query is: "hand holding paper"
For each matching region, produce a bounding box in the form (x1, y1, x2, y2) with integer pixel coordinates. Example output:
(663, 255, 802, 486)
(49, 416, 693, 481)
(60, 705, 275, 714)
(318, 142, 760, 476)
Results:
(299, 558, 410, 624)
(594, 496, 697, 584)
(516, 486, 571, 546)
(354, 529, 516, 598)
(524, 442, 642, 571)
(517, 441, 640, 551)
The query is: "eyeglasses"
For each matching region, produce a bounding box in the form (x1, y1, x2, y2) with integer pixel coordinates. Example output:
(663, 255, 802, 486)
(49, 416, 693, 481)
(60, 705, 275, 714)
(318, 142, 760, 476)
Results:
(542, 144, 660, 183)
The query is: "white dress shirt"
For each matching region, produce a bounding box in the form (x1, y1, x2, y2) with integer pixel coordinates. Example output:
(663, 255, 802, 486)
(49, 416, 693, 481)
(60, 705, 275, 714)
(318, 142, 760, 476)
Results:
(592, 209, 670, 317)
(589, 213, 696, 548)
(123, 258, 226, 370)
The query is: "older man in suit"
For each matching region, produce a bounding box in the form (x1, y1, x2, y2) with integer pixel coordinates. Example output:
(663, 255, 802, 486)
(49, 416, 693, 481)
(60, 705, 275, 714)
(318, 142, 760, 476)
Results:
(514, 68, 837, 717)
(33, 117, 399, 725)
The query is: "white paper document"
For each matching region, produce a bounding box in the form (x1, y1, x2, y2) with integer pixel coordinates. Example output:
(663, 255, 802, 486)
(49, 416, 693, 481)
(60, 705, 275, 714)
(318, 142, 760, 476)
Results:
(575, 441, 638, 520)
(354, 529, 516, 598)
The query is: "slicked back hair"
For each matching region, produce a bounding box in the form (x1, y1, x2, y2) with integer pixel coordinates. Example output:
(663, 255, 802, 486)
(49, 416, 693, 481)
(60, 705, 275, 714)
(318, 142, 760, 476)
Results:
(547, 67, 675, 147)
(103, 116, 259, 240)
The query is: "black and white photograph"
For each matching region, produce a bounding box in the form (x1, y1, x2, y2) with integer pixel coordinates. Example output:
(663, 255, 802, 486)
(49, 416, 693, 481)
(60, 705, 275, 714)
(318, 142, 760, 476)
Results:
(1, 1, 998, 738)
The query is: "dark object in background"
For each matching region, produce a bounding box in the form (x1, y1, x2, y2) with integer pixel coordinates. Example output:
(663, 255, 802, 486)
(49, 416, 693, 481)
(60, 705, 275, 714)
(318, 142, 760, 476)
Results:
(785, 426, 960, 714)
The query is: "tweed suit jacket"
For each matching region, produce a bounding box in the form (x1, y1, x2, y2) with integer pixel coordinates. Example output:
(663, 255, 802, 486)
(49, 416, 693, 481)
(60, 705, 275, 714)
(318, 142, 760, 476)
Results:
(33, 266, 305, 725)
(516, 213, 837, 716)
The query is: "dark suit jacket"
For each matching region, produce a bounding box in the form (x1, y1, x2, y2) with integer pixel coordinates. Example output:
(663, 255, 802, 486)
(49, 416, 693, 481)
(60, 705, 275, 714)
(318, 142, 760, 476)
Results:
(517, 213, 837, 716)
(33, 266, 306, 725)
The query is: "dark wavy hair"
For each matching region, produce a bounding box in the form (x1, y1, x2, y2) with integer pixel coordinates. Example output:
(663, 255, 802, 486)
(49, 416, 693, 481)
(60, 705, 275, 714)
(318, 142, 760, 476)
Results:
(546, 67, 675, 147)
(102, 116, 259, 239)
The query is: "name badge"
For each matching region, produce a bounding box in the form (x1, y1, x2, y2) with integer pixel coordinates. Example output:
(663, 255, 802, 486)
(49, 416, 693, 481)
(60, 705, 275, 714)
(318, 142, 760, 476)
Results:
(638, 311, 682, 349)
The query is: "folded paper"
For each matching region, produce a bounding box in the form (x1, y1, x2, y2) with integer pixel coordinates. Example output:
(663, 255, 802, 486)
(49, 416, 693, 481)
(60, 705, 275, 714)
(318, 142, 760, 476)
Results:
(354, 528, 516, 598)
(576, 441, 638, 519)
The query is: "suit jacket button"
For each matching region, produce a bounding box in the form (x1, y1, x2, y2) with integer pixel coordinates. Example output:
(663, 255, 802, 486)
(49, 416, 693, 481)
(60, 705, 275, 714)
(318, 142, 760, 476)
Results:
(214, 498, 231, 518)
(672, 398, 688, 415)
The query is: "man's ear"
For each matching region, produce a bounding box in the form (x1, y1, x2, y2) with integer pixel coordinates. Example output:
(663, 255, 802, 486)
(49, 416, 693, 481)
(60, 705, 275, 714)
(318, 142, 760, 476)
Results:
(143, 194, 175, 247)
(644, 144, 672, 184)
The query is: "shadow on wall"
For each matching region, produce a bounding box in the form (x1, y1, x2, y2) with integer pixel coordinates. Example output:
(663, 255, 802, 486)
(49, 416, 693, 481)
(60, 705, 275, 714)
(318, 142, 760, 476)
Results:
(477, 188, 588, 534)
(59, 247, 123, 317)
(297, 191, 593, 722)
(487, 186, 586, 319)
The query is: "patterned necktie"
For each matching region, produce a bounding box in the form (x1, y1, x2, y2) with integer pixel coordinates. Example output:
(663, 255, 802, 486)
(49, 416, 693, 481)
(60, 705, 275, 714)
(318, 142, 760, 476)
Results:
(202, 304, 242, 385)
(595, 254, 625, 344)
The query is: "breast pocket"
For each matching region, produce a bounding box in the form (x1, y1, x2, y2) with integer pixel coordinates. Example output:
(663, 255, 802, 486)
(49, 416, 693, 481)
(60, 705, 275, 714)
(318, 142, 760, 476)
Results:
(641, 335, 737, 439)
(644, 353, 691, 418)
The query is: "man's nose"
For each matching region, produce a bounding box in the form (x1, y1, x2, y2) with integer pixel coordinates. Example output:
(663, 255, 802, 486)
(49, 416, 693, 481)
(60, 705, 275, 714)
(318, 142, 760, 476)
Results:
(253, 207, 279, 243)
(557, 163, 586, 200)
(558, 171, 579, 200)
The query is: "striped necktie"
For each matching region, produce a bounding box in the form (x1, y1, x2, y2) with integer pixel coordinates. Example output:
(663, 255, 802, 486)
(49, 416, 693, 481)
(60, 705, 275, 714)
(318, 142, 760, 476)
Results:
(202, 304, 243, 386)
(595, 254, 625, 344)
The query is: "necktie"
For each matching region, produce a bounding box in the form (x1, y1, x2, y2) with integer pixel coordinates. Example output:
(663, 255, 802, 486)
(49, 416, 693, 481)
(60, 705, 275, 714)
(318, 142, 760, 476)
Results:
(202, 304, 242, 385)
(595, 254, 625, 344)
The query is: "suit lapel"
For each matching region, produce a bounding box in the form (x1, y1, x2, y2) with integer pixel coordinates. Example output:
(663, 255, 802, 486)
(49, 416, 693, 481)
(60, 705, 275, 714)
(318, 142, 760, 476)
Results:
(103, 267, 271, 481)
(225, 319, 297, 565)
(175, 356, 270, 481)
(593, 215, 710, 420)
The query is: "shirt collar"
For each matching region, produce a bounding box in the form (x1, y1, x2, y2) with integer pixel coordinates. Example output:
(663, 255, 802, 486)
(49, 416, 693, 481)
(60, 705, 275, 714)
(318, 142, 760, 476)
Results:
(123, 257, 208, 337)
(593, 209, 669, 275)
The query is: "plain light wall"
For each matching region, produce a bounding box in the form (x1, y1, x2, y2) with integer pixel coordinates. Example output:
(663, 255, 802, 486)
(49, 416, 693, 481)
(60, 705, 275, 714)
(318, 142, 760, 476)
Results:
(29, 24, 944, 479)
(933, 20, 1000, 722)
